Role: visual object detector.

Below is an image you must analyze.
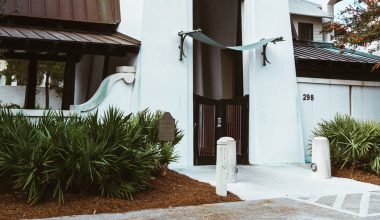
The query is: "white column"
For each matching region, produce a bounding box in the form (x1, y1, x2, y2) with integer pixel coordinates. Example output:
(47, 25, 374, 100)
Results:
(321, 0, 338, 42)
(136, 0, 193, 166)
(243, 0, 304, 164)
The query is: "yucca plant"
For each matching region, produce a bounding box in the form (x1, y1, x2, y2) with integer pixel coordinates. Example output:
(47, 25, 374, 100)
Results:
(0, 107, 183, 204)
(313, 114, 380, 173)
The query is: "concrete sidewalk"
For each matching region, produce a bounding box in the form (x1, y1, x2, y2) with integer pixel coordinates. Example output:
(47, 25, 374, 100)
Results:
(39, 165, 380, 220)
(173, 165, 380, 200)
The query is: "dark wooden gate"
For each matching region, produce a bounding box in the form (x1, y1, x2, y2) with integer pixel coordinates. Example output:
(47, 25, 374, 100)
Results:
(194, 95, 249, 165)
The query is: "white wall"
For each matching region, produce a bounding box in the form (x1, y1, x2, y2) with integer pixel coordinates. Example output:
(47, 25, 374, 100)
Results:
(119, 0, 193, 166)
(298, 78, 380, 162)
(74, 55, 106, 106)
(291, 15, 324, 42)
(244, 0, 304, 164)
(298, 82, 350, 162)
(74, 55, 92, 105)
(352, 86, 380, 121)
(0, 85, 62, 109)
(0, 75, 5, 86)
(118, 0, 145, 40)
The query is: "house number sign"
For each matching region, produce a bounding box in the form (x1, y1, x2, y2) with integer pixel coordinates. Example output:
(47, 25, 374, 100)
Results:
(303, 94, 314, 101)
(158, 112, 176, 142)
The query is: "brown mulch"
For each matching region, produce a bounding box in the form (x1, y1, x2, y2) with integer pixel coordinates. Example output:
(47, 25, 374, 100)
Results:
(333, 168, 380, 186)
(0, 170, 240, 220)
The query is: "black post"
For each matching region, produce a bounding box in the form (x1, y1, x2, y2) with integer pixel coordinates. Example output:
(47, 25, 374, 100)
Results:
(24, 58, 38, 109)
(61, 56, 76, 110)
(102, 56, 110, 79)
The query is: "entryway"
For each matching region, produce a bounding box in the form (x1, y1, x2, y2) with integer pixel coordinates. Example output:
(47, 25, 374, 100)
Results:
(193, 95, 249, 165)
(193, 0, 246, 165)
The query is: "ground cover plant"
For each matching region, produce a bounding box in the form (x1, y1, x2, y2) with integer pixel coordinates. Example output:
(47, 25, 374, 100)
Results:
(0, 108, 183, 205)
(313, 114, 380, 175)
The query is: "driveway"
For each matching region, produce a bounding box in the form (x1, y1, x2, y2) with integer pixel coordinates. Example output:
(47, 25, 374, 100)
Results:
(40, 198, 380, 220)
(173, 165, 380, 201)
(39, 165, 380, 219)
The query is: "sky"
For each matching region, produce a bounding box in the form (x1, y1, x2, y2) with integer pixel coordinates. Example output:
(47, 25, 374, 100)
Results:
(308, 0, 356, 17)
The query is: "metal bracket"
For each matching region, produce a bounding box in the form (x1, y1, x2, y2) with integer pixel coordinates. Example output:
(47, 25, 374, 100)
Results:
(261, 37, 284, 66)
(262, 44, 271, 66)
(178, 29, 202, 61)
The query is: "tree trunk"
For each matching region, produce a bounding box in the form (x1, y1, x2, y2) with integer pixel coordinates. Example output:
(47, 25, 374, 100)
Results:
(5, 74, 12, 85)
(45, 73, 50, 109)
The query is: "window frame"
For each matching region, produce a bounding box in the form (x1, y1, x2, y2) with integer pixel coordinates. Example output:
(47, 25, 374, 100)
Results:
(298, 22, 314, 41)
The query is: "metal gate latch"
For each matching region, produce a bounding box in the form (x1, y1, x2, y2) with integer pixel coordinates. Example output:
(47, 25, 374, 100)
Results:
(311, 163, 318, 172)
(217, 117, 222, 127)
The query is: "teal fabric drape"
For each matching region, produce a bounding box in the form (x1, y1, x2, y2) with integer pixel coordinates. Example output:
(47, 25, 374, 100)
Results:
(188, 31, 283, 51)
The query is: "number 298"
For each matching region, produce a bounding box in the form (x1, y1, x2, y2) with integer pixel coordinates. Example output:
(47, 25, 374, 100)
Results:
(303, 94, 314, 101)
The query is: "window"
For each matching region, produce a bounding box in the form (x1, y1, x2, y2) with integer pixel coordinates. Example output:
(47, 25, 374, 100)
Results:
(298, 22, 314, 41)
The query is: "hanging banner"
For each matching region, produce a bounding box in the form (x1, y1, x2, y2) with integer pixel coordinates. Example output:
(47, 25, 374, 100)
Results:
(178, 29, 284, 64)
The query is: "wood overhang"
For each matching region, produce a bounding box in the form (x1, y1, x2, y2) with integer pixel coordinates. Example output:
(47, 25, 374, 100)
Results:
(0, 25, 141, 59)
(2, 0, 121, 25)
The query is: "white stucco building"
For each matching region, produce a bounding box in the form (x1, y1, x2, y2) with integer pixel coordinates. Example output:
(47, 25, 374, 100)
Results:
(0, 0, 379, 167)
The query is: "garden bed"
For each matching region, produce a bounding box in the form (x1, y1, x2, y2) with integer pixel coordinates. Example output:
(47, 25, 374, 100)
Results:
(333, 168, 380, 186)
(0, 170, 240, 220)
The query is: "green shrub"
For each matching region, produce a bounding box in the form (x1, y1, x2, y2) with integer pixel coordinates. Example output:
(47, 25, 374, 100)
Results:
(313, 114, 380, 174)
(0, 108, 183, 204)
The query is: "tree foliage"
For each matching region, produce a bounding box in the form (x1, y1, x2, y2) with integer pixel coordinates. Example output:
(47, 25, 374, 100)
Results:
(323, 0, 380, 67)
(0, 59, 64, 92)
(38, 61, 65, 96)
(0, 59, 29, 85)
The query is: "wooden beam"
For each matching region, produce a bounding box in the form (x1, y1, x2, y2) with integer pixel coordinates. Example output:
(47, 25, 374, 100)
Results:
(0, 38, 139, 57)
(24, 58, 38, 109)
(61, 56, 76, 110)
(2, 51, 68, 61)
(102, 56, 110, 79)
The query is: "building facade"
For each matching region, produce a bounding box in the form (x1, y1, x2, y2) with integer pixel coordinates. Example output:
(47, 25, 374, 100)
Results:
(0, 0, 379, 167)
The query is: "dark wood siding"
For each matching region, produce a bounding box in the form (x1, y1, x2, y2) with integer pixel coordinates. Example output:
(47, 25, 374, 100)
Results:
(2, 0, 121, 24)
(85, 0, 100, 22)
(30, 0, 45, 18)
(73, 0, 87, 21)
(45, 0, 59, 19)
(58, 0, 73, 20)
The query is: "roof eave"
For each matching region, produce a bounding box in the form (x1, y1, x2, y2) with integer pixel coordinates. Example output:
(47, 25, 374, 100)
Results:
(290, 12, 333, 19)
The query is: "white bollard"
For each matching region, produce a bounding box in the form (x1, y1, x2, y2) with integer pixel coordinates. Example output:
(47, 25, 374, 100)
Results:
(311, 137, 332, 179)
(216, 137, 237, 196)
(226, 139, 237, 183)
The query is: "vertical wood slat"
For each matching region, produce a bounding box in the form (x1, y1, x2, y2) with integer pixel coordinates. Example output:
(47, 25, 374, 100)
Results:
(2, 0, 119, 24)
(72, 0, 86, 21)
(98, 0, 112, 23)
(3, 0, 16, 15)
(15, 0, 30, 16)
(45, 0, 59, 18)
(197, 104, 216, 157)
(58, 0, 73, 20)
(85, 0, 100, 22)
(194, 95, 248, 165)
(226, 104, 243, 156)
(61, 56, 76, 110)
(30, 0, 45, 17)
(24, 58, 38, 109)
(113, 0, 121, 22)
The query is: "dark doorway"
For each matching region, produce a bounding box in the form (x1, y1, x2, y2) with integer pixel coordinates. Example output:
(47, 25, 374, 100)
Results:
(194, 95, 249, 165)
(193, 0, 246, 165)
(193, 0, 243, 100)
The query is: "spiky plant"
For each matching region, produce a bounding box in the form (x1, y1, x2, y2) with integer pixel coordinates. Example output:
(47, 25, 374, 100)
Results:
(313, 114, 380, 173)
(0, 108, 183, 204)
